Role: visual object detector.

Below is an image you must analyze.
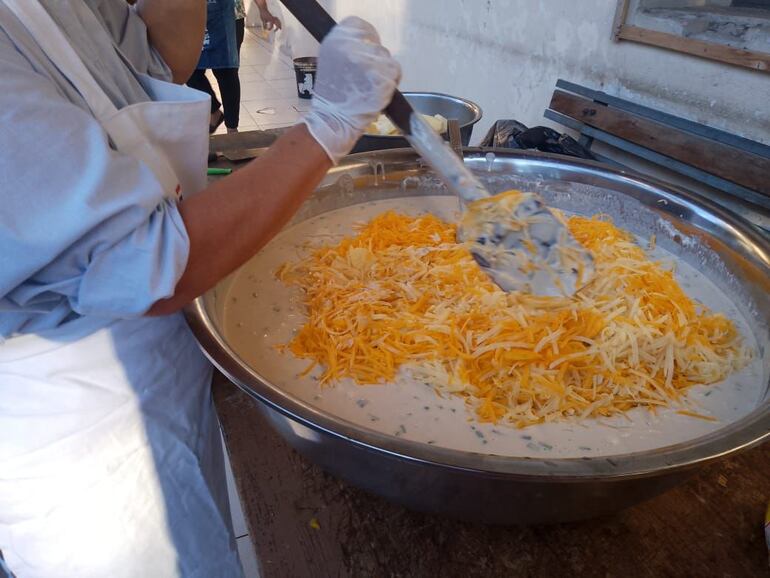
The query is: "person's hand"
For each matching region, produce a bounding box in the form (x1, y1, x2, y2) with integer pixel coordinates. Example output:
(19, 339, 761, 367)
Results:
(259, 6, 281, 30)
(301, 17, 401, 165)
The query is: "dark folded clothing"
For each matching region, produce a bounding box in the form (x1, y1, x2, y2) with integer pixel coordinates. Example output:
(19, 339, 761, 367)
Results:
(480, 120, 595, 160)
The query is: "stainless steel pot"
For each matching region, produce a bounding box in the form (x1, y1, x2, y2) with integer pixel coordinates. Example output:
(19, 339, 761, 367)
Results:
(186, 149, 770, 524)
(351, 92, 482, 153)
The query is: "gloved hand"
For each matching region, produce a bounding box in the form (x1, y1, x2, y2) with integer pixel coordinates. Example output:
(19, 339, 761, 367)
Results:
(301, 17, 401, 164)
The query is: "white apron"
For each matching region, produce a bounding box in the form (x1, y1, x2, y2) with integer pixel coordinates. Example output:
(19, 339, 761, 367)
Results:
(0, 2, 242, 577)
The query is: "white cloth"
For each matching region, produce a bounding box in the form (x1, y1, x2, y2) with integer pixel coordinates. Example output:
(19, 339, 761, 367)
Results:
(301, 16, 401, 164)
(0, 1, 242, 576)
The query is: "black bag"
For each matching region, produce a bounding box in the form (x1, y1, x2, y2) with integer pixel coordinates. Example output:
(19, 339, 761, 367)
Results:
(480, 120, 595, 160)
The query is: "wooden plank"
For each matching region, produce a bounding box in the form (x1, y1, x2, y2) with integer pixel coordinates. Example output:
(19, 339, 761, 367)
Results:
(209, 127, 287, 155)
(554, 79, 770, 159)
(549, 90, 770, 195)
(544, 109, 770, 210)
(618, 24, 770, 73)
(214, 374, 770, 578)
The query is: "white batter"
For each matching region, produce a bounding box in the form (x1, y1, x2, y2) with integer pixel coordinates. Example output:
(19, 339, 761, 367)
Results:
(223, 196, 764, 458)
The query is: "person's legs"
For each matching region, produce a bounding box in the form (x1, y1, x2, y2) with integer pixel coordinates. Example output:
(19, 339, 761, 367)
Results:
(236, 18, 245, 54)
(232, 18, 246, 132)
(187, 69, 221, 114)
(188, 69, 225, 132)
(212, 68, 241, 130)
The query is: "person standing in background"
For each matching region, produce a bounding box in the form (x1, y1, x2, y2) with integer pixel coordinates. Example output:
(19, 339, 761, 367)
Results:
(235, 0, 246, 52)
(236, 0, 281, 56)
(189, 0, 281, 134)
(187, 0, 240, 133)
(246, 0, 281, 46)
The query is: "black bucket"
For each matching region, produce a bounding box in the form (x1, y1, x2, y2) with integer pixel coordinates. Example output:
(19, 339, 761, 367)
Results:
(293, 57, 317, 100)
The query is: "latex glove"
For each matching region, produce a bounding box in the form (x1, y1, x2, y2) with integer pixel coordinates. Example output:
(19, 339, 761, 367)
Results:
(301, 17, 401, 164)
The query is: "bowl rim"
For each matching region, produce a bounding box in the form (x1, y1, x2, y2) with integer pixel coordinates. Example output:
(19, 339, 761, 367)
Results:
(362, 91, 483, 138)
(186, 148, 770, 480)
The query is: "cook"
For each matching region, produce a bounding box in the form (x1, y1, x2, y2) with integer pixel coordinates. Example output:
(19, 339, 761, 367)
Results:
(0, 1, 399, 576)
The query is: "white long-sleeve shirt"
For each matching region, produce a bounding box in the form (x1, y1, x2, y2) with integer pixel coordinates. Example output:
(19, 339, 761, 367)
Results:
(0, 0, 192, 337)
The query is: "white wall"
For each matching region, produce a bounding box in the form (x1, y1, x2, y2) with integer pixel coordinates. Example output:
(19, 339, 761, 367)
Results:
(274, 0, 768, 146)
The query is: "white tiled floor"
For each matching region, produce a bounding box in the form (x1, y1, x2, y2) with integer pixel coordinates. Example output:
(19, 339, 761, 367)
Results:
(206, 27, 309, 135)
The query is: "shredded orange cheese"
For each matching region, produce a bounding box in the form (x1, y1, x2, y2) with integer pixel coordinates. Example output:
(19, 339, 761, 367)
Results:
(277, 209, 750, 427)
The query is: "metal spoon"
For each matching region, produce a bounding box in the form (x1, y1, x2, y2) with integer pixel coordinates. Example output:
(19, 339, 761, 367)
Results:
(278, 0, 593, 296)
(458, 190, 594, 296)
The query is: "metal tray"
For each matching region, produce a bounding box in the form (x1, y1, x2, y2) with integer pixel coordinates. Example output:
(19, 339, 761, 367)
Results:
(186, 149, 770, 524)
(351, 92, 482, 153)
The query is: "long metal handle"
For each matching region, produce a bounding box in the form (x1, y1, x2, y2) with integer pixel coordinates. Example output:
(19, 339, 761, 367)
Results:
(278, 0, 413, 134)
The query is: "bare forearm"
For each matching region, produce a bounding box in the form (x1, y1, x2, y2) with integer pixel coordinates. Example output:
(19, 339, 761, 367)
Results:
(136, 0, 206, 83)
(148, 125, 332, 315)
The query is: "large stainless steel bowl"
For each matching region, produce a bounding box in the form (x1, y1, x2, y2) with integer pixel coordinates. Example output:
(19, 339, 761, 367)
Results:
(351, 92, 482, 153)
(186, 149, 770, 524)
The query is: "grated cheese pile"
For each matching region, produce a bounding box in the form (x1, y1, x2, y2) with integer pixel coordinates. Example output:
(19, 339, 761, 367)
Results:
(277, 206, 750, 427)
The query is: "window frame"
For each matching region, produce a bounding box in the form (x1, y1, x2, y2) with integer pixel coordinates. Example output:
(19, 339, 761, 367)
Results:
(612, 0, 770, 73)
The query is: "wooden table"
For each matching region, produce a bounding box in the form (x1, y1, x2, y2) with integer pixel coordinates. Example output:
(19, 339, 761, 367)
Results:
(214, 373, 770, 578)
